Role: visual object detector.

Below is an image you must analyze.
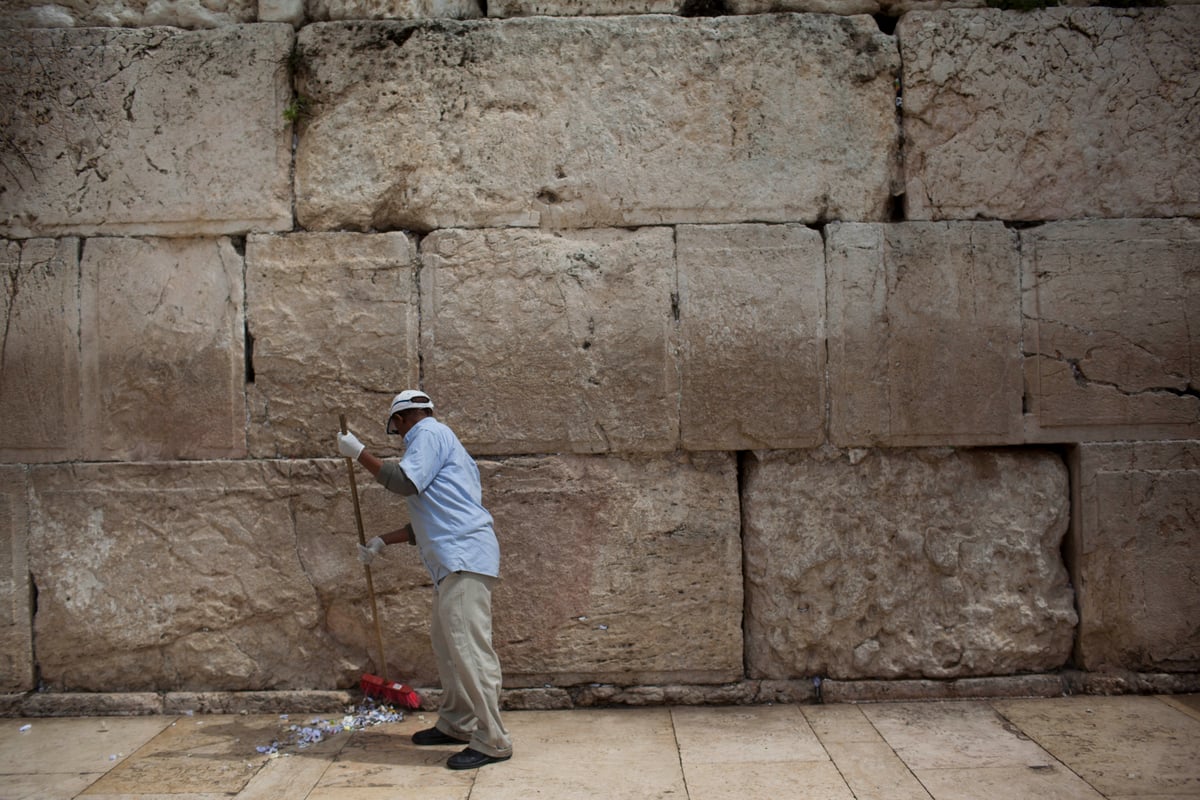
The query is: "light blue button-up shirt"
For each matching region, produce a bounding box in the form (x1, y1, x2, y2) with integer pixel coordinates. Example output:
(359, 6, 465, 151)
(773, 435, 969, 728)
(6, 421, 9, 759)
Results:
(399, 417, 500, 584)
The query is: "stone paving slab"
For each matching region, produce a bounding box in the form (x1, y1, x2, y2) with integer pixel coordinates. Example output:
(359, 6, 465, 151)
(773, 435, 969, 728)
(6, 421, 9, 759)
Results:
(78, 715, 297, 797)
(802, 704, 934, 799)
(1, 697, 1198, 799)
(992, 696, 1200, 798)
(0, 715, 176, 800)
(862, 701, 1057, 770)
(916, 765, 1105, 800)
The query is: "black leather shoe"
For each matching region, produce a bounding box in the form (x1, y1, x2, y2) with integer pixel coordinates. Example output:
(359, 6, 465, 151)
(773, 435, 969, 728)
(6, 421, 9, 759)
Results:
(447, 747, 512, 770)
(411, 727, 469, 746)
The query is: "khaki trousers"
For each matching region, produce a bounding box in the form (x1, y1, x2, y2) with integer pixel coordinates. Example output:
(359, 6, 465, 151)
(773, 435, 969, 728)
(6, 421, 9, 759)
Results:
(430, 571, 512, 758)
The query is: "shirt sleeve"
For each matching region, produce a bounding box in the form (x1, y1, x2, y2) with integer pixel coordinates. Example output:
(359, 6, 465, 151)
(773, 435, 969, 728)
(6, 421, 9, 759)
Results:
(376, 462, 418, 496)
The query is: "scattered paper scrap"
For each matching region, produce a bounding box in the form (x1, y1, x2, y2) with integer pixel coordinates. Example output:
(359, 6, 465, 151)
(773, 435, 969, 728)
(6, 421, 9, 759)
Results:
(255, 698, 405, 756)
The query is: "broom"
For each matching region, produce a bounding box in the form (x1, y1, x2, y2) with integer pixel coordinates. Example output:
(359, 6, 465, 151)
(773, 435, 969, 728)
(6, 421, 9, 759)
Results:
(340, 414, 421, 710)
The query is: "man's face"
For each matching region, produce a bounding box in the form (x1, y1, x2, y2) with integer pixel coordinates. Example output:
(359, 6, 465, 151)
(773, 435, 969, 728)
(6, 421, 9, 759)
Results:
(388, 410, 422, 438)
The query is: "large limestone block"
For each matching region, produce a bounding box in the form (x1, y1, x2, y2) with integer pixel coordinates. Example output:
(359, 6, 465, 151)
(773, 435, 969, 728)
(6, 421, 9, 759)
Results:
(826, 222, 1023, 447)
(0, 238, 82, 463)
(27, 461, 365, 691)
(259, 0, 305, 25)
(0, 25, 293, 238)
(246, 232, 419, 459)
(743, 448, 1077, 680)
(1022, 219, 1200, 443)
(278, 453, 740, 686)
(0, 467, 33, 692)
(1071, 441, 1200, 672)
(25, 453, 741, 691)
(900, 7, 1200, 221)
(485, 452, 743, 685)
(678, 224, 825, 451)
(309, 0, 482, 18)
(287, 459, 440, 684)
(488, 0, 680, 15)
(0, 0, 257, 27)
(486, 0, 1001, 13)
(727, 0, 879, 12)
(295, 14, 900, 231)
(420, 227, 678, 454)
(80, 237, 246, 461)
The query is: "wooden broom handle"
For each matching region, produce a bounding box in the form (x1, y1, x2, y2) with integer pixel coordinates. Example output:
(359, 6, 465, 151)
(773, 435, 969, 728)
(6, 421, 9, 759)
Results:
(340, 414, 388, 683)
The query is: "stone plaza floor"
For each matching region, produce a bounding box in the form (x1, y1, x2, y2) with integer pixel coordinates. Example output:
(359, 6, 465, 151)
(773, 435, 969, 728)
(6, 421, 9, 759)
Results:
(2, 694, 1198, 799)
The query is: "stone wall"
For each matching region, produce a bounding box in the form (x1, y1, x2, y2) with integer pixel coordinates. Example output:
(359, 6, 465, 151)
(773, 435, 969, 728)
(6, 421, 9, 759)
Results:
(1, 0, 1197, 702)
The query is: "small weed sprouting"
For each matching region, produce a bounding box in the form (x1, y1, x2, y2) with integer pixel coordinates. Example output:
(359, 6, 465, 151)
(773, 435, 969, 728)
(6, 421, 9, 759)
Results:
(283, 95, 311, 124)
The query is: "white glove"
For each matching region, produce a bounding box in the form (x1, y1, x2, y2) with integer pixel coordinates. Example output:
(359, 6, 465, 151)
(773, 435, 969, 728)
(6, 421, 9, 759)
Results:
(337, 430, 364, 459)
(358, 536, 385, 565)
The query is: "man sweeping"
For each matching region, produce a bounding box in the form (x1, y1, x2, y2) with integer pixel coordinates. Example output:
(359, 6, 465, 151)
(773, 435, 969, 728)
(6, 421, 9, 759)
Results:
(336, 390, 513, 770)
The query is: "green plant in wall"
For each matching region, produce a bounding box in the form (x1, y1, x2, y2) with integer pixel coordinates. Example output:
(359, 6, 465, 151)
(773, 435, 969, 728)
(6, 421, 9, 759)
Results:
(283, 94, 311, 124)
(279, 42, 311, 125)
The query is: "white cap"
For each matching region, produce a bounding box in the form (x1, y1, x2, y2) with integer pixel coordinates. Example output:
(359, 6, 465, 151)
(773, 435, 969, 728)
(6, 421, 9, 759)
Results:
(390, 390, 434, 414)
(386, 390, 434, 432)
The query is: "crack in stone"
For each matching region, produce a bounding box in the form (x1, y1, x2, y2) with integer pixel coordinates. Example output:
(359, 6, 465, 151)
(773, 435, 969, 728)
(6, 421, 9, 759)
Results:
(1058, 355, 1198, 400)
(1, 259, 17, 382)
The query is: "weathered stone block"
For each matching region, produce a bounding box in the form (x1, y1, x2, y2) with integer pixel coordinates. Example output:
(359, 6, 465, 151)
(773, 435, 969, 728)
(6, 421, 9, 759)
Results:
(0, 466, 33, 692)
(1022, 219, 1200, 442)
(501, 686, 573, 710)
(900, 7, 1200, 221)
(484, 452, 743, 686)
(420, 227, 678, 454)
(487, 0, 679, 15)
(0, 25, 293, 237)
(259, 0, 305, 25)
(678, 224, 825, 451)
(727, 0, 879, 12)
(287, 459, 437, 684)
(309, 0, 482, 18)
(1063, 670, 1200, 697)
(485, 0, 997, 13)
(26, 460, 392, 691)
(820, 675, 1065, 704)
(0, 238, 82, 463)
(744, 448, 1077, 680)
(79, 237, 246, 461)
(826, 222, 1023, 447)
(295, 14, 899, 231)
(0, 0, 257, 28)
(25, 452, 740, 690)
(246, 232, 419, 459)
(1071, 441, 1200, 672)
(21, 693, 164, 716)
(294, 452, 743, 686)
(163, 690, 353, 714)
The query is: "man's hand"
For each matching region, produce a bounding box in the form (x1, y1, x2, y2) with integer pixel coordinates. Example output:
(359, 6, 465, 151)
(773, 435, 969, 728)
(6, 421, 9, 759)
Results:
(358, 536, 385, 565)
(337, 430, 365, 459)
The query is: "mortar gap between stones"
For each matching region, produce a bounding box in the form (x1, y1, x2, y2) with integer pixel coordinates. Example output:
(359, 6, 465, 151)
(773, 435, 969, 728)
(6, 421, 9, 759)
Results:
(736, 450, 753, 683)
(873, 13, 899, 35)
(30, 572, 41, 692)
(415, 237, 426, 389)
(1054, 442, 1084, 672)
(244, 321, 255, 385)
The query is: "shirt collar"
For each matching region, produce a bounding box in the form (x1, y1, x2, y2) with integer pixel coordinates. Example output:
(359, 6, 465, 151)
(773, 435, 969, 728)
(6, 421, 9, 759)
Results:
(403, 416, 433, 445)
